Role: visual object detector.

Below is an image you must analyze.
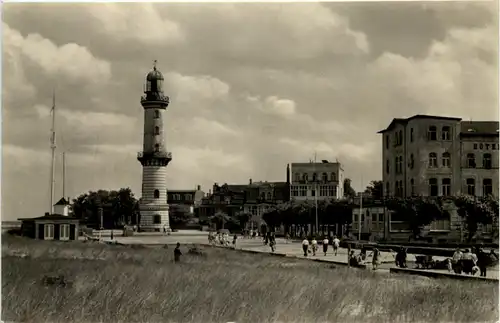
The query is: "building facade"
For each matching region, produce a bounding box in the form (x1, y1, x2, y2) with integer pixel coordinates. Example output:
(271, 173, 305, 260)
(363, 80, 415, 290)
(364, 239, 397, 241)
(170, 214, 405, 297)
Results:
(289, 161, 344, 201)
(167, 186, 205, 218)
(137, 62, 172, 231)
(377, 115, 499, 243)
(379, 115, 499, 198)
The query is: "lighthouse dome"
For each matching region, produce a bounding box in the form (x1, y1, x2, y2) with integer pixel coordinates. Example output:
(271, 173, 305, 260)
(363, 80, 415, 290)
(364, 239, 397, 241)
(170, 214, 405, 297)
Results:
(146, 67, 164, 82)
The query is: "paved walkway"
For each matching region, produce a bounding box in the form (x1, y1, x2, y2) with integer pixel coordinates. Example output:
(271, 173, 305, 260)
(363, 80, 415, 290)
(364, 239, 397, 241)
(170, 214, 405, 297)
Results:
(106, 233, 498, 279)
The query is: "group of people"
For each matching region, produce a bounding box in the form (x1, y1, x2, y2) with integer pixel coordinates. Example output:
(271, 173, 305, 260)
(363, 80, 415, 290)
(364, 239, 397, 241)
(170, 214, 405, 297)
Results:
(208, 231, 239, 248)
(263, 232, 277, 252)
(301, 236, 341, 257)
(450, 246, 497, 277)
(242, 229, 258, 239)
(348, 247, 382, 270)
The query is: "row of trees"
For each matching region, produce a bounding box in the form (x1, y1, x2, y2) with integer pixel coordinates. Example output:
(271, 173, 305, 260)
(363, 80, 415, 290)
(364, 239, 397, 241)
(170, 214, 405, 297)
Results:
(259, 194, 499, 242)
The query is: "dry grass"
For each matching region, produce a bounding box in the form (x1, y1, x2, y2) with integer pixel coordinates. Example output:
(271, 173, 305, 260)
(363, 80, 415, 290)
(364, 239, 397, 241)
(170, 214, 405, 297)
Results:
(2, 235, 498, 323)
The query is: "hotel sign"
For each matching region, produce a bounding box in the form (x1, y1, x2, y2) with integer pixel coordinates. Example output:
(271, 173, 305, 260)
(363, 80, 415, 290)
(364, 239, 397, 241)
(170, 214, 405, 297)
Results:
(473, 143, 498, 150)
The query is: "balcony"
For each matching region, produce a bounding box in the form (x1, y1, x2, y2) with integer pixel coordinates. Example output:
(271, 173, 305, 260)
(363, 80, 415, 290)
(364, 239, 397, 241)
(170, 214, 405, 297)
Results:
(141, 93, 170, 107)
(137, 151, 173, 166)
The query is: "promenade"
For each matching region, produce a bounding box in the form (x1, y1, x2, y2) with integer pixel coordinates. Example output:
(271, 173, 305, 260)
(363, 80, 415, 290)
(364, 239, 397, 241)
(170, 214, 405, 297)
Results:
(108, 232, 499, 280)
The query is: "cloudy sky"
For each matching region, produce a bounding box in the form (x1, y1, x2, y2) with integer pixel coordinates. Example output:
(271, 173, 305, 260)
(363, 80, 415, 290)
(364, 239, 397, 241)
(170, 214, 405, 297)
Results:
(2, 1, 498, 220)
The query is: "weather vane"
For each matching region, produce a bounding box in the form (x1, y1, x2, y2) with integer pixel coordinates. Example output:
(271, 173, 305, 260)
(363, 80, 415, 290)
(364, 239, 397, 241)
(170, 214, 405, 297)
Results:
(153, 60, 157, 70)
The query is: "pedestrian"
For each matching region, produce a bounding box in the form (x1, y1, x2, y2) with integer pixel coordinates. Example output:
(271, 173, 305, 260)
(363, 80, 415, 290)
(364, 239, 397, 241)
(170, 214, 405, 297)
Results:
(332, 236, 340, 256)
(302, 238, 309, 257)
(446, 259, 453, 273)
(163, 226, 166, 234)
(462, 249, 474, 275)
(311, 237, 318, 256)
(322, 236, 329, 256)
(372, 248, 380, 271)
(452, 247, 463, 274)
(269, 234, 276, 252)
(477, 246, 489, 277)
(232, 234, 238, 249)
(174, 242, 182, 263)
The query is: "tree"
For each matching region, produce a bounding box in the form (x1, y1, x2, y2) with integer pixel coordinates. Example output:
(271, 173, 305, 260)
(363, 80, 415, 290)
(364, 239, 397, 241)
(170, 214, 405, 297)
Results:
(365, 180, 383, 200)
(385, 196, 447, 239)
(71, 188, 139, 229)
(343, 178, 356, 199)
(234, 211, 252, 231)
(209, 210, 236, 230)
(451, 195, 499, 242)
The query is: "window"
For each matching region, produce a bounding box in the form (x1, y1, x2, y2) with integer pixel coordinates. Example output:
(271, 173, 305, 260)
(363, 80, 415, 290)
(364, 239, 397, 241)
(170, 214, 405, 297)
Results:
(394, 157, 399, 174)
(466, 178, 475, 196)
(153, 215, 161, 224)
(429, 178, 438, 196)
(410, 128, 414, 142)
(483, 153, 492, 169)
(311, 189, 316, 197)
(154, 189, 160, 199)
(291, 186, 299, 197)
(431, 218, 450, 231)
(399, 180, 404, 197)
(185, 194, 192, 201)
(399, 131, 403, 145)
(442, 178, 451, 196)
(385, 135, 389, 149)
(302, 174, 308, 182)
(331, 172, 337, 181)
(154, 110, 160, 119)
(441, 126, 451, 140)
(442, 152, 451, 168)
(428, 153, 437, 168)
(322, 173, 328, 182)
(483, 179, 493, 196)
(409, 154, 414, 169)
(410, 178, 415, 196)
(320, 186, 328, 197)
(312, 173, 317, 182)
(428, 126, 437, 141)
(328, 186, 336, 197)
(394, 132, 399, 146)
(466, 153, 476, 168)
(154, 126, 160, 135)
(386, 182, 390, 196)
(395, 181, 400, 197)
(60, 224, 70, 241)
(44, 224, 54, 240)
(266, 192, 272, 200)
(399, 156, 403, 173)
(386, 160, 390, 174)
(294, 173, 300, 181)
(154, 144, 160, 152)
(299, 186, 307, 197)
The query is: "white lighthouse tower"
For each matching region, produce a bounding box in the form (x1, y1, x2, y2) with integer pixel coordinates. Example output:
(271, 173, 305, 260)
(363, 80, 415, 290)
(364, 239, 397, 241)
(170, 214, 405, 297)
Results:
(137, 61, 172, 232)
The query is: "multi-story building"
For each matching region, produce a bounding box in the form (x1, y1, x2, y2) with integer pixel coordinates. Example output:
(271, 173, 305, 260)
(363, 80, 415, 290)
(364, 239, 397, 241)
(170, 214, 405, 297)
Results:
(288, 160, 344, 201)
(379, 115, 499, 198)
(167, 185, 205, 218)
(377, 115, 499, 243)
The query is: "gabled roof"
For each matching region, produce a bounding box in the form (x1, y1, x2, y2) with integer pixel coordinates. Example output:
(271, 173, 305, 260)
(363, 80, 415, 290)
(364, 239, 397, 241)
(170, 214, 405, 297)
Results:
(378, 115, 462, 134)
(54, 197, 70, 206)
(19, 214, 79, 221)
(460, 121, 499, 137)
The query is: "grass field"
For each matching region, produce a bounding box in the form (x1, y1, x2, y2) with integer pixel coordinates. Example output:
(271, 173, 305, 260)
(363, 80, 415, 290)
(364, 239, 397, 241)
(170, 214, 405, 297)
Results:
(2, 235, 498, 323)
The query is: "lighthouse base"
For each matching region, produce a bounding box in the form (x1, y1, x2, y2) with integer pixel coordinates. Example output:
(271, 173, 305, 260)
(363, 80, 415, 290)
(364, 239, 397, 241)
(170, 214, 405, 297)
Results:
(139, 203, 171, 232)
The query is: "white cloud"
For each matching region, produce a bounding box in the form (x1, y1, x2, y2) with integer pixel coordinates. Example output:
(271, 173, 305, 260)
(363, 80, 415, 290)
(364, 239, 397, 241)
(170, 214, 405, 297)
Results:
(190, 117, 239, 136)
(3, 23, 111, 84)
(165, 72, 230, 103)
(87, 4, 184, 45)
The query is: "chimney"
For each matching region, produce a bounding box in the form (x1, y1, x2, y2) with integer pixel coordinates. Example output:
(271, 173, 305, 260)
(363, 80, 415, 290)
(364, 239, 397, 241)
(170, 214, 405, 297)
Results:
(249, 178, 252, 185)
(197, 185, 201, 191)
(44, 212, 50, 216)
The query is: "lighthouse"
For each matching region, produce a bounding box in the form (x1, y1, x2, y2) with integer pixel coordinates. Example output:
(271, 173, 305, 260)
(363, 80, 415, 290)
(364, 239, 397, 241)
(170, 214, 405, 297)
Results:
(137, 61, 172, 232)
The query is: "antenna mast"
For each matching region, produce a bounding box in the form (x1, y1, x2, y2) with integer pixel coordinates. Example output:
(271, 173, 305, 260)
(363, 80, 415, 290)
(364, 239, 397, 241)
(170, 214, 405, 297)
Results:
(49, 90, 57, 214)
(62, 151, 66, 199)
